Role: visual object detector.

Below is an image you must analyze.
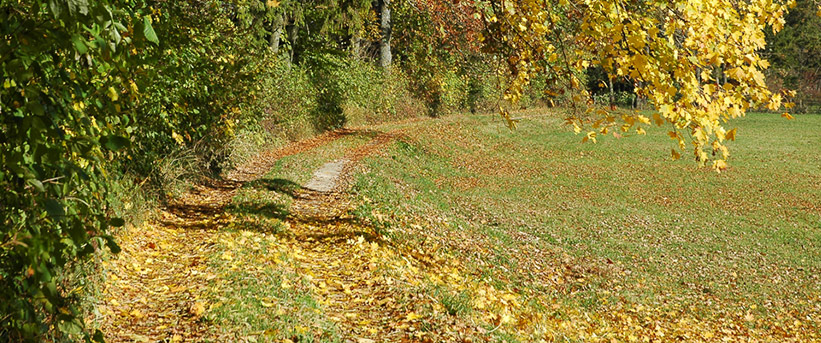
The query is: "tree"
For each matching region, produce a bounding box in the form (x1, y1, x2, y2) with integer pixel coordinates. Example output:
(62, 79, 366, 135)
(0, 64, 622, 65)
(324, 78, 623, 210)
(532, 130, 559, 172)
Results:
(379, 0, 392, 70)
(1, 0, 149, 339)
(765, 0, 821, 111)
(479, 0, 798, 170)
(2, 0, 276, 339)
(271, 13, 284, 54)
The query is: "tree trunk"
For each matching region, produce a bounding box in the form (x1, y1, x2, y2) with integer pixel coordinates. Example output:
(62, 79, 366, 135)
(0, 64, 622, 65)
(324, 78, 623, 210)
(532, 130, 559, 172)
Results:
(351, 33, 362, 59)
(608, 76, 615, 109)
(379, 0, 392, 71)
(270, 14, 284, 54)
(287, 22, 298, 68)
(722, 64, 727, 85)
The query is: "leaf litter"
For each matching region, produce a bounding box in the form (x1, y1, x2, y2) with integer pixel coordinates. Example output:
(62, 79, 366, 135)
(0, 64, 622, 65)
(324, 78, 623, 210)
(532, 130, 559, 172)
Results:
(94, 120, 820, 342)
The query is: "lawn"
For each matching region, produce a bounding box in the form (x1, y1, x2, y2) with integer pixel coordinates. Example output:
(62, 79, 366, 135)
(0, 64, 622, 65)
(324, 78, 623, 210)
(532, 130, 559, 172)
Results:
(351, 110, 820, 340)
(202, 110, 819, 342)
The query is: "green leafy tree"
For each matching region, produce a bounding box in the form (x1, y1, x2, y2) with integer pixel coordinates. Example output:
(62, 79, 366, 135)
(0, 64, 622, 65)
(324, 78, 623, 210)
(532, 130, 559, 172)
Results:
(765, 0, 821, 111)
(1, 0, 155, 340)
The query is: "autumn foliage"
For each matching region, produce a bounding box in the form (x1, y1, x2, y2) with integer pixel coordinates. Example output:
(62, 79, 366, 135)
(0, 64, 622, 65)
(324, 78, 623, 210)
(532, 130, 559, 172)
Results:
(481, 0, 798, 170)
(1, 0, 818, 340)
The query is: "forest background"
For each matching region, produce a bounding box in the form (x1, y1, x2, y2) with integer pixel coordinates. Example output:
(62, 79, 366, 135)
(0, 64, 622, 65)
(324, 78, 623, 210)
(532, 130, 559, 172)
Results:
(1, 0, 819, 340)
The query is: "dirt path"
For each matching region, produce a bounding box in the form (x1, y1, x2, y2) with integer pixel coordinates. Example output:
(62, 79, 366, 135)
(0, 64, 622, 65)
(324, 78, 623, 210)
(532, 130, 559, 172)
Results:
(274, 131, 448, 341)
(97, 182, 237, 342)
(303, 159, 348, 192)
(97, 128, 450, 342)
(96, 129, 368, 342)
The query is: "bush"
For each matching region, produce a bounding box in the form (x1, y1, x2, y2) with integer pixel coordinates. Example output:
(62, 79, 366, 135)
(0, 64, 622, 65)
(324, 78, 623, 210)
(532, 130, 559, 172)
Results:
(592, 91, 637, 108)
(1, 1, 144, 340)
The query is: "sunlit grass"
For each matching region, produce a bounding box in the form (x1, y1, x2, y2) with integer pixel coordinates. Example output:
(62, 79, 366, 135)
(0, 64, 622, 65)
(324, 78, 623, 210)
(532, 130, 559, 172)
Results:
(355, 110, 821, 323)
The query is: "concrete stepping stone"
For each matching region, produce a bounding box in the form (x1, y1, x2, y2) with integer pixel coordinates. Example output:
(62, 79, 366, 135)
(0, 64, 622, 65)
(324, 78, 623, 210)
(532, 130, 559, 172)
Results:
(304, 159, 348, 192)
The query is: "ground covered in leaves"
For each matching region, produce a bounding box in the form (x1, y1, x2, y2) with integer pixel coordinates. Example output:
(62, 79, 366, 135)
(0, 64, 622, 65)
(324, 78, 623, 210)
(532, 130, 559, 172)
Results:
(93, 111, 819, 342)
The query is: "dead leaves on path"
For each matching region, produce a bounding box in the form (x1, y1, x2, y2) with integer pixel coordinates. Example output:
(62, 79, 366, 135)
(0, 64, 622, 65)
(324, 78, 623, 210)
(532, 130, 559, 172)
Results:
(97, 208, 223, 341)
(205, 192, 533, 342)
(95, 181, 256, 342)
(93, 125, 819, 343)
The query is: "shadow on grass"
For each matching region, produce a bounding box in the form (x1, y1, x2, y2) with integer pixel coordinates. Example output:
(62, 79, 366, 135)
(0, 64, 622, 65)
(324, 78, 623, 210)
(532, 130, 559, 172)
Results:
(232, 178, 392, 247)
(242, 178, 304, 199)
(160, 132, 393, 241)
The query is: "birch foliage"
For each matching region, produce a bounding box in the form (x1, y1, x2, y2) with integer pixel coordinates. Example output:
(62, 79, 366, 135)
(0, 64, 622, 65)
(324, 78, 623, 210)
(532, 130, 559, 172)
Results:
(484, 0, 801, 169)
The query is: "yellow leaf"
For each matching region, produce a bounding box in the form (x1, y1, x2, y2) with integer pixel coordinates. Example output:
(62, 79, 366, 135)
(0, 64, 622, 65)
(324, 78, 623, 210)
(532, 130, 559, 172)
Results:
(107, 86, 119, 101)
(544, 89, 560, 97)
(725, 128, 737, 141)
(637, 115, 651, 125)
(502, 293, 517, 301)
(406, 312, 422, 321)
(190, 302, 206, 317)
(501, 313, 514, 324)
(671, 149, 681, 161)
(781, 112, 794, 120)
(129, 80, 139, 94)
(586, 131, 597, 143)
(659, 104, 674, 116)
(260, 301, 275, 308)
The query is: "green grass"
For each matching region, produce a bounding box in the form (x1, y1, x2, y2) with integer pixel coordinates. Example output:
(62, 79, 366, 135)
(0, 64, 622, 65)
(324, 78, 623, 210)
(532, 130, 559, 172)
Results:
(203, 110, 819, 340)
(204, 231, 343, 342)
(354, 110, 821, 322)
(202, 130, 380, 341)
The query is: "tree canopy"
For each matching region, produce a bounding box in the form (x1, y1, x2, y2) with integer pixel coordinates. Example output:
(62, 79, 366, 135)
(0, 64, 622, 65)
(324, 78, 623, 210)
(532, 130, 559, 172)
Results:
(1, 0, 818, 340)
(482, 0, 803, 170)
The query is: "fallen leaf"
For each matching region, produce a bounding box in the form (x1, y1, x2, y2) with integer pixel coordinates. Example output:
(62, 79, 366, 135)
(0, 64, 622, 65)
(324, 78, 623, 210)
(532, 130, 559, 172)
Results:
(190, 301, 206, 317)
(260, 301, 275, 308)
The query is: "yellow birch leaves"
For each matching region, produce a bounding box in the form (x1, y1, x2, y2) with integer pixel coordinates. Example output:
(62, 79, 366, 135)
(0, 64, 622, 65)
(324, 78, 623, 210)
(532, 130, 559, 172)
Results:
(487, 0, 796, 170)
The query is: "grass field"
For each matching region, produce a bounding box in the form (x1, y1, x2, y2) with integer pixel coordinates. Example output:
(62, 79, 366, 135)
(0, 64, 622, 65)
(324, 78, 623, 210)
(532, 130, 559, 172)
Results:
(351, 110, 820, 339)
(202, 110, 819, 342)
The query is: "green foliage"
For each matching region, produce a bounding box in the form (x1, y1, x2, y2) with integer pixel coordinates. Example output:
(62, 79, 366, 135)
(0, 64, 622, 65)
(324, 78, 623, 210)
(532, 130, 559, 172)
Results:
(128, 0, 272, 178)
(259, 63, 318, 142)
(0, 0, 278, 338)
(300, 52, 422, 130)
(0, 0, 151, 340)
(765, 0, 821, 112)
(304, 52, 351, 131)
(0, 0, 560, 339)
